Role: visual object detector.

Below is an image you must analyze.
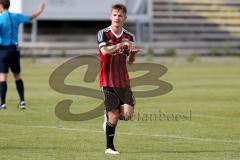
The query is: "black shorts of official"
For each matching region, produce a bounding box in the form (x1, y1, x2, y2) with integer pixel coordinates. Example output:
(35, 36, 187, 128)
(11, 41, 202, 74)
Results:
(0, 45, 21, 74)
(102, 86, 135, 111)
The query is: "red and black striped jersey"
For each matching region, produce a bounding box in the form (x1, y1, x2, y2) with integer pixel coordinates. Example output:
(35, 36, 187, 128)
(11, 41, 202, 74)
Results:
(97, 26, 136, 88)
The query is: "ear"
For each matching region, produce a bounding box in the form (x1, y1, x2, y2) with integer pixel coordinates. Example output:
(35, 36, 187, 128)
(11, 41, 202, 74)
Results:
(124, 15, 127, 22)
(0, 4, 3, 12)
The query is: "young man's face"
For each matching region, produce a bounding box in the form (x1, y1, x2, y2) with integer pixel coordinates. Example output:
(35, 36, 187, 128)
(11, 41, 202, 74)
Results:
(110, 9, 127, 28)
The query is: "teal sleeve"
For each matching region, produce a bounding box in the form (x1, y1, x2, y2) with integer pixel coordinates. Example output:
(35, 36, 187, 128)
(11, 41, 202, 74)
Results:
(17, 14, 30, 23)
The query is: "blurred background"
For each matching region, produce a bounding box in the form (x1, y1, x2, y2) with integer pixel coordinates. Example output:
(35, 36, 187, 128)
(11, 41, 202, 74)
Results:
(9, 0, 240, 57)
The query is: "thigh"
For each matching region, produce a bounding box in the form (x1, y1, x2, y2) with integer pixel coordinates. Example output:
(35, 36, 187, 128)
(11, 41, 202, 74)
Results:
(0, 50, 10, 73)
(115, 86, 136, 107)
(8, 50, 21, 74)
(102, 87, 121, 111)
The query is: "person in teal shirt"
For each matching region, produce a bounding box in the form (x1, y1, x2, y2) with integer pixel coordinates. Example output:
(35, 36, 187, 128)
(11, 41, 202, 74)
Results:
(0, 0, 45, 109)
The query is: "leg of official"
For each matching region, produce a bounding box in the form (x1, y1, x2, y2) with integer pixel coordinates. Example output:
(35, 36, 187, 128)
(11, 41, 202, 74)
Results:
(13, 73, 21, 80)
(13, 73, 25, 102)
(0, 73, 8, 106)
(120, 104, 134, 120)
(106, 109, 119, 150)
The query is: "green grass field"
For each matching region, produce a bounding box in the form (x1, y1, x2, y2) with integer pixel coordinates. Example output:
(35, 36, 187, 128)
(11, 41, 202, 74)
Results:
(0, 57, 239, 160)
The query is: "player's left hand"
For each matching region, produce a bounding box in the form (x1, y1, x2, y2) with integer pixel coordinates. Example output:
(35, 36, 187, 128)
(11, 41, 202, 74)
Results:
(128, 46, 142, 64)
(130, 47, 142, 54)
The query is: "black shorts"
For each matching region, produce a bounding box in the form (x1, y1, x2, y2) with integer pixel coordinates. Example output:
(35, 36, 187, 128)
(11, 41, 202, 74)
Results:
(102, 86, 135, 111)
(0, 45, 21, 74)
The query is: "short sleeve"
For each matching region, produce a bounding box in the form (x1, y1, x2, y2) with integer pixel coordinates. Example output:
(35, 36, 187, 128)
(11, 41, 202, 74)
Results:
(130, 34, 136, 43)
(97, 30, 108, 49)
(132, 35, 136, 43)
(16, 14, 30, 23)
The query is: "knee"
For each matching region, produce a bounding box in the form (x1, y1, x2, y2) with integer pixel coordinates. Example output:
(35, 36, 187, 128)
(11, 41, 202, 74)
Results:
(121, 112, 133, 121)
(0, 73, 7, 81)
(125, 113, 133, 121)
(13, 73, 21, 80)
(108, 113, 119, 124)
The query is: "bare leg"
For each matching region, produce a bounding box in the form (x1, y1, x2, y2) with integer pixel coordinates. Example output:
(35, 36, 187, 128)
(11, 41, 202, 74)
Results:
(0, 73, 8, 81)
(13, 73, 21, 80)
(120, 104, 134, 121)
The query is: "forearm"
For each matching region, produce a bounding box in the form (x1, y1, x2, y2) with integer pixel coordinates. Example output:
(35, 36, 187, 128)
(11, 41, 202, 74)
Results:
(30, 12, 41, 21)
(30, 0, 45, 21)
(100, 44, 120, 55)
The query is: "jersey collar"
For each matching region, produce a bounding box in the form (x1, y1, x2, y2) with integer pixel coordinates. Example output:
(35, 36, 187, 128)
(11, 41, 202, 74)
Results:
(110, 26, 123, 38)
(1, 10, 9, 15)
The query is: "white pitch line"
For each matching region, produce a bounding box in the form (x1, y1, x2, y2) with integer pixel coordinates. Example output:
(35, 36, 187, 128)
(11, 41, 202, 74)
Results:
(30, 125, 240, 144)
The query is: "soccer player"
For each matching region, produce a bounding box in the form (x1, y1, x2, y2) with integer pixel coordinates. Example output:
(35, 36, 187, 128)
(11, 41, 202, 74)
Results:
(97, 3, 141, 155)
(0, 0, 45, 109)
